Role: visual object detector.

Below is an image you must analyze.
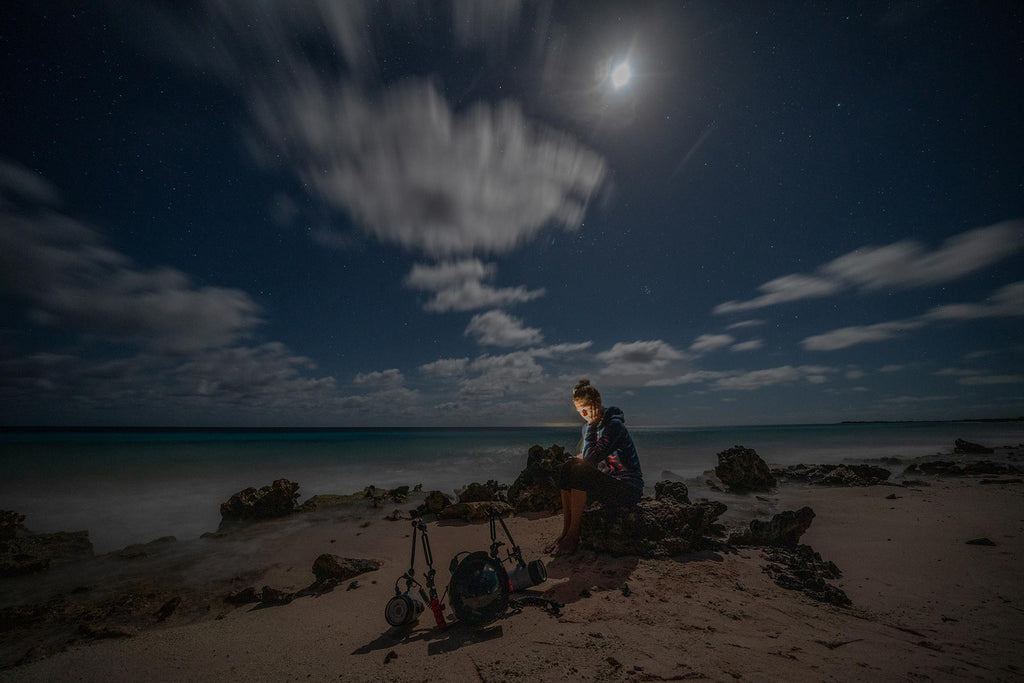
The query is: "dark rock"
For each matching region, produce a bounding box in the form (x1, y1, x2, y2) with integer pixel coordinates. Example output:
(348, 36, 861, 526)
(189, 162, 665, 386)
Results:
(773, 463, 891, 486)
(457, 480, 508, 504)
(79, 623, 134, 640)
(412, 491, 453, 518)
(385, 509, 409, 521)
(225, 587, 261, 604)
(965, 538, 996, 546)
(728, 507, 815, 547)
(763, 545, 850, 606)
(980, 478, 1023, 485)
(154, 596, 181, 622)
(0, 510, 26, 539)
(115, 536, 177, 560)
(715, 446, 776, 492)
(954, 439, 994, 454)
(260, 586, 294, 605)
(438, 501, 513, 523)
(311, 554, 383, 584)
(220, 479, 300, 522)
(903, 461, 1021, 477)
(579, 497, 727, 557)
(0, 530, 93, 577)
(654, 481, 690, 505)
(507, 444, 575, 513)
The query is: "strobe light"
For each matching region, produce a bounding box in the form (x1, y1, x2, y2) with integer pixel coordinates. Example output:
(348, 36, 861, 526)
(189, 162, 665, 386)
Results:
(385, 590, 425, 627)
(507, 558, 547, 592)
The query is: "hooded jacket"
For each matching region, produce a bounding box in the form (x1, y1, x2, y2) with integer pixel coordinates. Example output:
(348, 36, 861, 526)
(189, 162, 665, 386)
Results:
(581, 406, 644, 490)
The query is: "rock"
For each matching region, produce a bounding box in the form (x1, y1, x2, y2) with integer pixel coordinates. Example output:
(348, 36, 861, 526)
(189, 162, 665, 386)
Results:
(954, 438, 994, 454)
(903, 461, 1021, 477)
(153, 596, 181, 622)
(715, 446, 776, 492)
(773, 463, 891, 486)
(728, 507, 815, 547)
(385, 509, 409, 521)
(507, 444, 575, 513)
(654, 480, 690, 505)
(579, 497, 727, 558)
(412, 491, 453, 518)
(225, 587, 261, 604)
(438, 501, 513, 523)
(0, 530, 93, 577)
(311, 554, 383, 584)
(220, 479, 300, 522)
(260, 586, 294, 605)
(115, 536, 177, 560)
(0, 510, 26, 539)
(965, 538, 996, 546)
(457, 480, 508, 503)
(763, 545, 849, 606)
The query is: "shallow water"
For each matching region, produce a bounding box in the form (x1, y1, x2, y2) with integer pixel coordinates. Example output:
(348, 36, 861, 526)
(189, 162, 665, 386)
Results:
(2, 422, 1021, 552)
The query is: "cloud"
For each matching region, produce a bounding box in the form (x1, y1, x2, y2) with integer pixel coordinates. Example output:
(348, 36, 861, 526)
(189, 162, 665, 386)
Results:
(405, 260, 544, 312)
(726, 319, 765, 330)
(801, 319, 926, 351)
(731, 339, 763, 352)
(646, 370, 731, 387)
(0, 165, 263, 353)
(956, 375, 1024, 385)
(714, 221, 1024, 314)
(419, 357, 470, 377)
(354, 368, 405, 388)
(690, 334, 735, 353)
(465, 310, 543, 347)
(802, 281, 1024, 351)
(0, 158, 60, 206)
(712, 365, 837, 391)
(596, 340, 687, 374)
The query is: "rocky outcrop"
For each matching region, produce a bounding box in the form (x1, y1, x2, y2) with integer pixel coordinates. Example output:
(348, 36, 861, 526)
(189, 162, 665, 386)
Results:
(507, 444, 574, 513)
(903, 461, 1021, 477)
(727, 507, 815, 547)
(715, 446, 776, 492)
(579, 495, 727, 558)
(412, 491, 454, 518)
(654, 480, 690, 504)
(763, 545, 850, 606)
(311, 554, 383, 584)
(457, 480, 508, 503)
(438, 501, 513, 523)
(220, 479, 300, 523)
(772, 463, 891, 486)
(954, 438, 994, 454)
(0, 528, 93, 577)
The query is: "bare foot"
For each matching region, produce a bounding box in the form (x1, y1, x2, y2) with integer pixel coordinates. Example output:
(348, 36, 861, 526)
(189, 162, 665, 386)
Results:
(543, 535, 565, 554)
(553, 534, 578, 556)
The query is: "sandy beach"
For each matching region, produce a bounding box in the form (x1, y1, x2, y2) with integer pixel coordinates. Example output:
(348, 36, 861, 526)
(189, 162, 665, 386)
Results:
(2, 447, 1022, 682)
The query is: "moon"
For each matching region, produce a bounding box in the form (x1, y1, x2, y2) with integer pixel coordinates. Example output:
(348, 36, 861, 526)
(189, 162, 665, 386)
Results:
(610, 61, 632, 89)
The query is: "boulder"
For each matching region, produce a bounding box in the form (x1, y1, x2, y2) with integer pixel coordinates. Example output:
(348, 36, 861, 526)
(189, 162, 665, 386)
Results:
(220, 479, 300, 522)
(763, 545, 850, 606)
(457, 480, 508, 503)
(654, 480, 690, 505)
(438, 501, 513, 523)
(727, 507, 815, 547)
(1, 510, 26, 539)
(413, 491, 453, 518)
(579, 496, 727, 558)
(954, 438, 994, 454)
(0, 530, 93, 577)
(715, 446, 776, 492)
(507, 444, 574, 513)
(773, 463, 891, 486)
(311, 554, 383, 584)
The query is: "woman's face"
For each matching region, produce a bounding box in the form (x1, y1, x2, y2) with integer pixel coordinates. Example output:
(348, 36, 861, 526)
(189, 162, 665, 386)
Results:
(574, 399, 602, 425)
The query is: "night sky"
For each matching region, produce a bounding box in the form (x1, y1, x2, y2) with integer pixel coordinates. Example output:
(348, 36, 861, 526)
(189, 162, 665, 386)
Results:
(2, 1, 1022, 427)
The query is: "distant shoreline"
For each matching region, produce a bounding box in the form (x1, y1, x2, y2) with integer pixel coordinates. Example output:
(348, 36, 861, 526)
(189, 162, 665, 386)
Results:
(2, 417, 1022, 434)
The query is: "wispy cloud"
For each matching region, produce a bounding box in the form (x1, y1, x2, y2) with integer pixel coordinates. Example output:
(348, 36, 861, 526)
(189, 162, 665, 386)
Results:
(597, 340, 688, 374)
(690, 334, 735, 353)
(465, 310, 543, 347)
(354, 368, 406, 389)
(802, 281, 1024, 351)
(714, 221, 1023, 314)
(404, 260, 544, 312)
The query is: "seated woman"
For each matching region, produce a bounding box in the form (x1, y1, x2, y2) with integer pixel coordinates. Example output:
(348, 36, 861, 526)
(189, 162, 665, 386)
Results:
(545, 379, 644, 556)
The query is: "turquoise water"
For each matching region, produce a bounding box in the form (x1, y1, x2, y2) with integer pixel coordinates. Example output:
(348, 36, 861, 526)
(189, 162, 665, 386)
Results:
(2, 422, 1022, 552)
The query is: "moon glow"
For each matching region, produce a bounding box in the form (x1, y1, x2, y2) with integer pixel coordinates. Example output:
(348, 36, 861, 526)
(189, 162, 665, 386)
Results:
(610, 61, 632, 89)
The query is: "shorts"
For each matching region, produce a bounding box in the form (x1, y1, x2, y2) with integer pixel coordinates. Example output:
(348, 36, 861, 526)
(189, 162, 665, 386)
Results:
(559, 458, 642, 507)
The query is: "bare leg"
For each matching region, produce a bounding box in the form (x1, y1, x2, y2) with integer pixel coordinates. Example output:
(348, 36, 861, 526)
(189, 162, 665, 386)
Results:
(544, 490, 572, 554)
(556, 489, 587, 555)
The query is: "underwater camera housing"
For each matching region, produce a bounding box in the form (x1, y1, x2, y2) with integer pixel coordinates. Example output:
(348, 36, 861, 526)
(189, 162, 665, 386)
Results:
(385, 590, 425, 627)
(447, 550, 510, 626)
(487, 506, 547, 592)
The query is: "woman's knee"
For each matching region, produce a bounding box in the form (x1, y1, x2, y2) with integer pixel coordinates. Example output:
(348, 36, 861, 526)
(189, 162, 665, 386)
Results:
(563, 459, 591, 490)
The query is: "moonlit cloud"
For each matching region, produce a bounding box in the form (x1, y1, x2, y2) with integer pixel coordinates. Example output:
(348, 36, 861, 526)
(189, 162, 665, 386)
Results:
(726, 319, 765, 330)
(419, 357, 470, 377)
(404, 260, 545, 312)
(712, 365, 837, 391)
(690, 334, 735, 353)
(596, 340, 687, 374)
(0, 168, 263, 354)
(354, 368, 406, 388)
(801, 319, 926, 351)
(465, 310, 543, 347)
(714, 221, 1024, 314)
(731, 339, 763, 352)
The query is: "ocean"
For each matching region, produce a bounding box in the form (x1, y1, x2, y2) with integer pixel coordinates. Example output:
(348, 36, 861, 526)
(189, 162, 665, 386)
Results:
(2, 422, 1022, 553)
